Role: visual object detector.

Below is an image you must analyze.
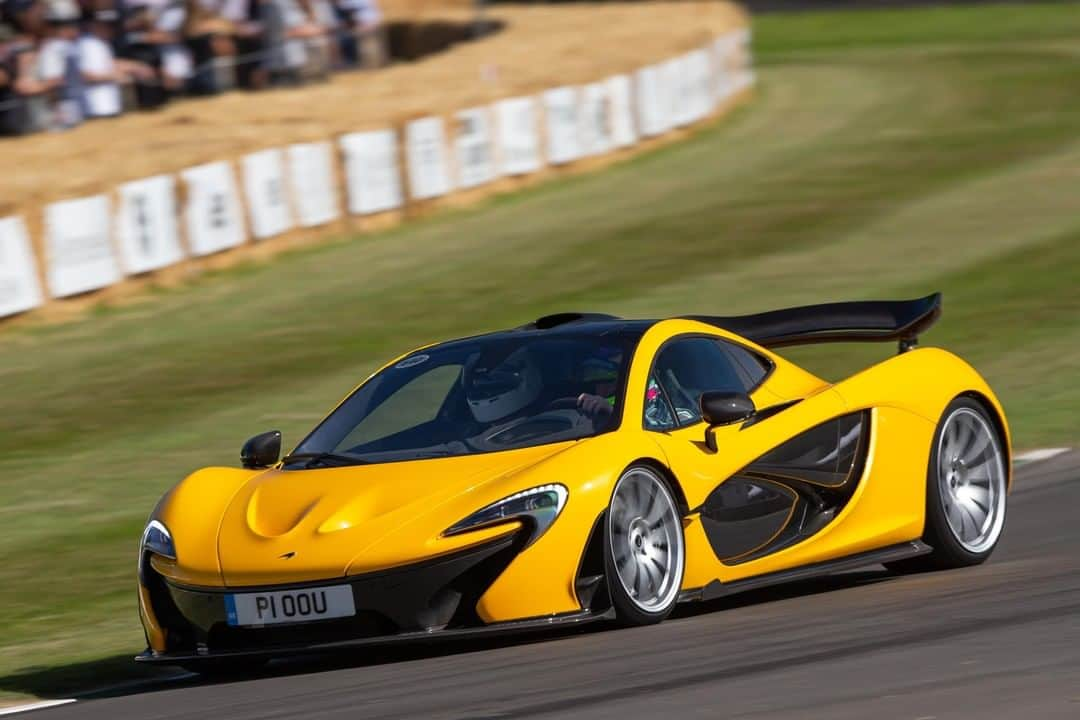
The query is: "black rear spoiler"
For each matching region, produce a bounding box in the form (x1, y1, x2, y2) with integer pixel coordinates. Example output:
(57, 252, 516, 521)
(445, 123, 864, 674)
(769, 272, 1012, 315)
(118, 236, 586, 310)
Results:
(685, 293, 942, 353)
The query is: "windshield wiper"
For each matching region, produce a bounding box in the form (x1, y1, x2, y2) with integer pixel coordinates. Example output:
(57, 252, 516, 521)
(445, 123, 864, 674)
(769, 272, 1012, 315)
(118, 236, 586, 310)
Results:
(281, 452, 370, 469)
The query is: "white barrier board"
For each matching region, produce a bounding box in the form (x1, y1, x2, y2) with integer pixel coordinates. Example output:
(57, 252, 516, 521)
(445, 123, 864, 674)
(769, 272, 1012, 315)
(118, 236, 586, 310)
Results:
(543, 87, 581, 166)
(287, 142, 339, 228)
(605, 74, 637, 149)
(45, 194, 120, 298)
(580, 82, 613, 157)
(180, 162, 247, 256)
(242, 148, 293, 240)
(406, 117, 453, 200)
(715, 30, 754, 102)
(663, 56, 691, 129)
(116, 175, 184, 275)
(713, 34, 733, 104)
(495, 97, 542, 176)
(634, 66, 663, 138)
(686, 48, 714, 121)
(340, 129, 404, 215)
(0, 216, 44, 317)
(454, 107, 498, 189)
(732, 28, 756, 92)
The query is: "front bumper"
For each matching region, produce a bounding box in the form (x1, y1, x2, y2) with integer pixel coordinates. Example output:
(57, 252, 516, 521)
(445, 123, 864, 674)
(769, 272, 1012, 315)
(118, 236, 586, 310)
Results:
(141, 532, 597, 663)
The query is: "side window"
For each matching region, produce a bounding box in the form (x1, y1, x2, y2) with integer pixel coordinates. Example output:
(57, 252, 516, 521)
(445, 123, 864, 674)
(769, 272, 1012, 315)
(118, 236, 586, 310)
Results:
(650, 337, 769, 427)
(644, 375, 676, 430)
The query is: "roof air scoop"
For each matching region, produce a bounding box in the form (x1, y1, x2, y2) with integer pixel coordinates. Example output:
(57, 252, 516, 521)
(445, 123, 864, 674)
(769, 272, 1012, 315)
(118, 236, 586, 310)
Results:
(521, 313, 622, 331)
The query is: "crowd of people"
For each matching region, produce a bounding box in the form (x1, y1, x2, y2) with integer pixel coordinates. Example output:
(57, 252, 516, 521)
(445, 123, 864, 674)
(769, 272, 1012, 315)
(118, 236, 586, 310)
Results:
(0, 0, 382, 135)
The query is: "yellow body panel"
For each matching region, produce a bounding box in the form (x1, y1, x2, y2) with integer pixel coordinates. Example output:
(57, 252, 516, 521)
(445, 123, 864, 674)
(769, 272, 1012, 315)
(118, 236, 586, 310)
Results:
(140, 317, 1011, 637)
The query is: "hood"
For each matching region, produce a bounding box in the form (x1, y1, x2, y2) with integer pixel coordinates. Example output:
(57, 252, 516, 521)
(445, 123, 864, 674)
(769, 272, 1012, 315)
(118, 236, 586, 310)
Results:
(215, 441, 577, 587)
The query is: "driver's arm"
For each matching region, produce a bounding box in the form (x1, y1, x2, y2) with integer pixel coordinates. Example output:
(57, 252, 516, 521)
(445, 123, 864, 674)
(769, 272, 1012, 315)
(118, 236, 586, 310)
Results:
(577, 393, 615, 418)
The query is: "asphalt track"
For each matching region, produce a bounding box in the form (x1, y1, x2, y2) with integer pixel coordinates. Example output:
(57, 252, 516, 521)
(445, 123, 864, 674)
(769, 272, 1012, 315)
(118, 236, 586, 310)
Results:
(33, 451, 1080, 719)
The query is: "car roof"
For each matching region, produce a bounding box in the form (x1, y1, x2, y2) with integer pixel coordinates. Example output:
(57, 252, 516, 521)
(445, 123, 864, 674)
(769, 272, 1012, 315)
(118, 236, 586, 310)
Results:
(429, 316, 659, 353)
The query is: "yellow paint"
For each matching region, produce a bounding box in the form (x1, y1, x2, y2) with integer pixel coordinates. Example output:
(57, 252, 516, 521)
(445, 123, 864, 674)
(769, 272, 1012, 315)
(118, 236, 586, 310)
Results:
(139, 317, 1011, 641)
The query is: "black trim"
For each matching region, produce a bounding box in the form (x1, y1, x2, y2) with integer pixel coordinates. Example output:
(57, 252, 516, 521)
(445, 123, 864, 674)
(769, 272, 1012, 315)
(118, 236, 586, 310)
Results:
(678, 540, 933, 602)
(573, 512, 610, 611)
(740, 399, 801, 429)
(520, 313, 622, 330)
(144, 534, 527, 658)
(684, 293, 942, 349)
(695, 410, 872, 565)
(135, 608, 616, 664)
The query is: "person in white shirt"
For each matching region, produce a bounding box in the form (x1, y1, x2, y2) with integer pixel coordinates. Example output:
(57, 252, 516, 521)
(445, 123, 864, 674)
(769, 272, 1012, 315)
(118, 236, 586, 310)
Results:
(78, 8, 154, 117)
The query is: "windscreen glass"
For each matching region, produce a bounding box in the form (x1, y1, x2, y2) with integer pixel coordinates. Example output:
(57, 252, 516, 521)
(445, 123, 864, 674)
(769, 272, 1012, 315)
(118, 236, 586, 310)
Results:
(288, 331, 638, 466)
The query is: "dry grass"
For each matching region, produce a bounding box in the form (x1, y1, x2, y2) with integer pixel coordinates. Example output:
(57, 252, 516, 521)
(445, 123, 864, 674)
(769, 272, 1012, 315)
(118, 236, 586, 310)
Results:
(1, 1, 745, 323)
(0, 3, 743, 213)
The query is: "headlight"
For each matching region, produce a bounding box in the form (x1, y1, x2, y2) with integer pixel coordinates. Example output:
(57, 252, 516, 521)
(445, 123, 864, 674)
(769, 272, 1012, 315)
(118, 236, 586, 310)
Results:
(444, 484, 568, 546)
(140, 520, 176, 561)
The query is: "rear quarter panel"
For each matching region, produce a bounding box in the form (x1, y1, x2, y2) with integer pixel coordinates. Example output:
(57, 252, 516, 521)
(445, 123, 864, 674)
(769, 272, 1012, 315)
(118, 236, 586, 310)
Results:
(833, 346, 1011, 485)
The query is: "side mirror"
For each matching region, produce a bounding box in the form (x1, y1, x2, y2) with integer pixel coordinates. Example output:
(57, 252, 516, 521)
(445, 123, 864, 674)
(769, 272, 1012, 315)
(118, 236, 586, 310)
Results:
(700, 392, 755, 452)
(241, 430, 282, 469)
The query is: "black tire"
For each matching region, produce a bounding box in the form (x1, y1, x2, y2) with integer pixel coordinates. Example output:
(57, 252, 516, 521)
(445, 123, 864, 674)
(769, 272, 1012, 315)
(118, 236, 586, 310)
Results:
(603, 465, 686, 626)
(887, 397, 1008, 574)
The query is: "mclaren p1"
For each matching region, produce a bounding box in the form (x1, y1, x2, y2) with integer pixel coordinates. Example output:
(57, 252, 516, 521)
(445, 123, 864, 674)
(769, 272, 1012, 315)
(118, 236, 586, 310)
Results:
(136, 293, 1010, 670)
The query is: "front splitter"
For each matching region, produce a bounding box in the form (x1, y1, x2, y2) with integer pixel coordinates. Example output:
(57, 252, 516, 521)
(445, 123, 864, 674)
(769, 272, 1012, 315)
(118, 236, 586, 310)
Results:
(135, 608, 614, 664)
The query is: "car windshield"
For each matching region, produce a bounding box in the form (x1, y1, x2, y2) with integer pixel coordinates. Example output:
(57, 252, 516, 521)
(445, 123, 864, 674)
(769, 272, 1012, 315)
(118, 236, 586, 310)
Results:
(287, 330, 640, 466)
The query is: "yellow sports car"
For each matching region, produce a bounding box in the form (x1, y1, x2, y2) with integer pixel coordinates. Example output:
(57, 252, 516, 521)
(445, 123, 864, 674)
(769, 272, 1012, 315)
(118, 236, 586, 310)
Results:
(136, 293, 1010, 671)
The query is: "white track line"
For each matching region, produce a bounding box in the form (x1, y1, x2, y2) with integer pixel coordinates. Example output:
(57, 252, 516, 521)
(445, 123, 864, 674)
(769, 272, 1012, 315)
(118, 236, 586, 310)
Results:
(1014, 448, 1070, 465)
(0, 700, 76, 716)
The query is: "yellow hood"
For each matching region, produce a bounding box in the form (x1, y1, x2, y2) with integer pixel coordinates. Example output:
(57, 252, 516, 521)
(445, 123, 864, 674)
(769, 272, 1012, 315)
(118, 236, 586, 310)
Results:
(214, 441, 577, 587)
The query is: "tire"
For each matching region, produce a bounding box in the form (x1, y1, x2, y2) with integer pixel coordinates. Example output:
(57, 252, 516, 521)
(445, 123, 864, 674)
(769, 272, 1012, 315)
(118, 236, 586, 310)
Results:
(604, 465, 686, 625)
(888, 397, 1008, 573)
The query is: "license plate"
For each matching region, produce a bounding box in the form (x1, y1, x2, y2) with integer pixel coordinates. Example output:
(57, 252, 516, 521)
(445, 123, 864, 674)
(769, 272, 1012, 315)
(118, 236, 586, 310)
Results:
(225, 585, 355, 627)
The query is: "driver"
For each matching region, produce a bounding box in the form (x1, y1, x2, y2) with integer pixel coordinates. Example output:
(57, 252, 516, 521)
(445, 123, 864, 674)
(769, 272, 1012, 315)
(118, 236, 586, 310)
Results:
(464, 346, 544, 424)
(575, 353, 622, 421)
(463, 345, 619, 425)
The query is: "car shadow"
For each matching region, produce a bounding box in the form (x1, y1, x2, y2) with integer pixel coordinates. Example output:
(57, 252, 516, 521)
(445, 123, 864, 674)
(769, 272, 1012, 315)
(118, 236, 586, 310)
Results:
(0, 568, 895, 702)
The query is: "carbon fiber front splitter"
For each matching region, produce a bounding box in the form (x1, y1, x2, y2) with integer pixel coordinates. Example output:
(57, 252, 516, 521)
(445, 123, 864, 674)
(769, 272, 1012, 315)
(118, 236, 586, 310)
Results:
(134, 608, 613, 664)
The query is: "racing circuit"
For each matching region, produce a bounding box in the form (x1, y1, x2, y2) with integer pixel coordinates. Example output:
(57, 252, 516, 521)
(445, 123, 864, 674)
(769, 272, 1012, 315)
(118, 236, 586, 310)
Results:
(19, 451, 1080, 718)
(2, 0, 1079, 716)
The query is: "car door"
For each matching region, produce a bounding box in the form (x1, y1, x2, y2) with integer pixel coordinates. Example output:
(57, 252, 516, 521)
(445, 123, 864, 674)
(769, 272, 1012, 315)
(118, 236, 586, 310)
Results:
(644, 333, 851, 585)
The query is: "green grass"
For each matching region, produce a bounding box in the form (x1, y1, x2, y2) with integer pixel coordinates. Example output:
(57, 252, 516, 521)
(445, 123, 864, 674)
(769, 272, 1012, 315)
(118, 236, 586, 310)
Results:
(2, 0, 1079, 701)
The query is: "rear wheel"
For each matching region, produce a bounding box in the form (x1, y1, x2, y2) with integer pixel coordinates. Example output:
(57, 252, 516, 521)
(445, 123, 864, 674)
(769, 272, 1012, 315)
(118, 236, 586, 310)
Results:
(604, 465, 685, 625)
(889, 397, 1008, 573)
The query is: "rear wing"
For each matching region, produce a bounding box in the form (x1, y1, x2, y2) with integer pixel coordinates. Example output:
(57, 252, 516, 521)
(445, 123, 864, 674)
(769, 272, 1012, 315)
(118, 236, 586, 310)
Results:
(685, 293, 942, 353)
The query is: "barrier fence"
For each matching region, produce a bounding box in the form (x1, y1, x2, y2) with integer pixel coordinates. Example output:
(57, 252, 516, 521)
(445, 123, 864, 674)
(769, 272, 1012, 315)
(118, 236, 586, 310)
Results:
(0, 28, 753, 321)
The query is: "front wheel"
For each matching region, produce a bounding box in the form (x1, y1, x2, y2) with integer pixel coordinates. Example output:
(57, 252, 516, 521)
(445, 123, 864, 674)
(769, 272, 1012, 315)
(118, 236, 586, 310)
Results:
(890, 397, 1008, 573)
(604, 465, 686, 625)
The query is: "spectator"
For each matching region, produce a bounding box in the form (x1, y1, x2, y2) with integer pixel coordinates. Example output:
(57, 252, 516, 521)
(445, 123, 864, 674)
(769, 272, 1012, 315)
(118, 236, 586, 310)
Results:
(121, 0, 192, 104)
(335, 0, 380, 69)
(0, 0, 386, 138)
(78, 6, 155, 117)
(209, 0, 268, 89)
(36, 0, 85, 128)
(1, 0, 55, 134)
(262, 0, 326, 85)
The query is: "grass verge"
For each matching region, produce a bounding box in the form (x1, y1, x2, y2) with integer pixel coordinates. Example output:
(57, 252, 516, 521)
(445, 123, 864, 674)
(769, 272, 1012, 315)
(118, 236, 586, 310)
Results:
(1, 0, 1078, 702)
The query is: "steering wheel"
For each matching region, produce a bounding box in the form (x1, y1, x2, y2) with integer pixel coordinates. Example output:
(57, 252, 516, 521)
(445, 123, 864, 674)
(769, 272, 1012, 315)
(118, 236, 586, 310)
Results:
(544, 397, 581, 411)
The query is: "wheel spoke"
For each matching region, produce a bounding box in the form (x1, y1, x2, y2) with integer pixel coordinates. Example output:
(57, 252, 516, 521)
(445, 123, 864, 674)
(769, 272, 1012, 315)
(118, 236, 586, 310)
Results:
(964, 428, 992, 465)
(937, 408, 1006, 555)
(963, 484, 990, 513)
(946, 500, 964, 535)
(642, 487, 658, 522)
(609, 468, 684, 613)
